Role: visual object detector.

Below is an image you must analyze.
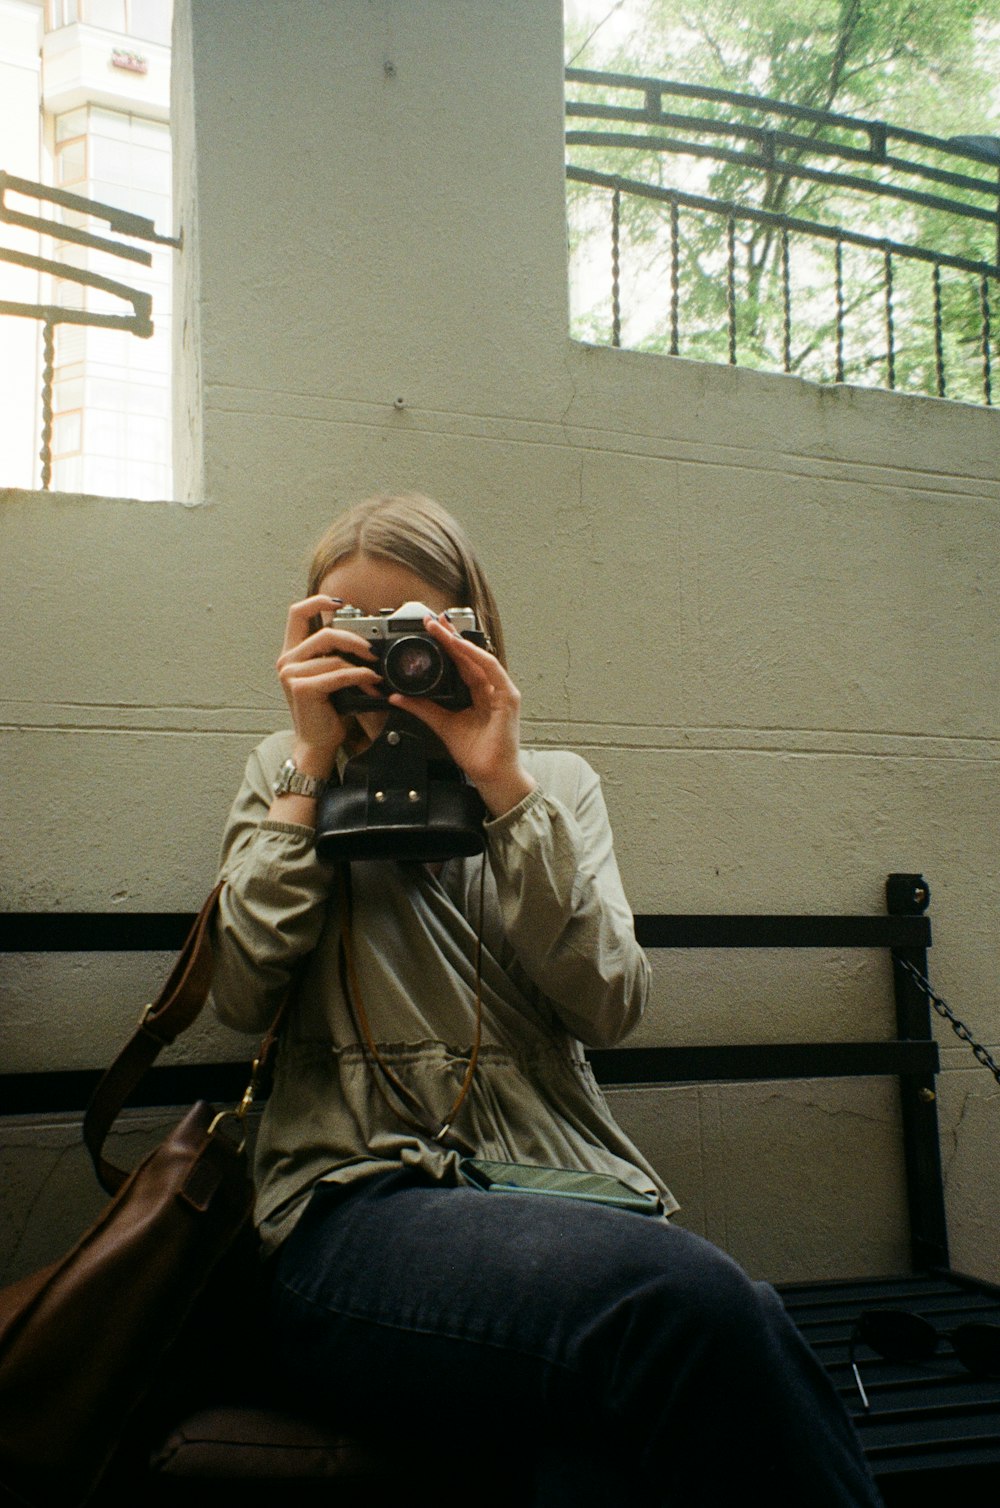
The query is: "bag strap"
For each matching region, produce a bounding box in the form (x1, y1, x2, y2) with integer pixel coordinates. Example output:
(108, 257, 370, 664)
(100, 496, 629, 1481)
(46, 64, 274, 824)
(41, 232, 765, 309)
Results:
(83, 884, 224, 1192)
(83, 883, 286, 1195)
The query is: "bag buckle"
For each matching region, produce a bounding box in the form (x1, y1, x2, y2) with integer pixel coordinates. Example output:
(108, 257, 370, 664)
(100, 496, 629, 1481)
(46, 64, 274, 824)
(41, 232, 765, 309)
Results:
(207, 1108, 247, 1153)
(236, 1056, 263, 1120)
(206, 1054, 263, 1153)
(137, 1001, 171, 1046)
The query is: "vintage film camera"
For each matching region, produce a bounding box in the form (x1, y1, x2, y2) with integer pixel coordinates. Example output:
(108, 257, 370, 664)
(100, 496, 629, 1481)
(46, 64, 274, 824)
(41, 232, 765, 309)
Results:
(317, 601, 490, 861)
(331, 600, 487, 714)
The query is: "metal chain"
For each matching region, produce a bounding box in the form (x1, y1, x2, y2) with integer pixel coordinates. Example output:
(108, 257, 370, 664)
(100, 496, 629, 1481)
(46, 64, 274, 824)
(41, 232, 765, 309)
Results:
(669, 196, 680, 356)
(932, 262, 946, 398)
(981, 274, 993, 407)
(611, 186, 622, 348)
(726, 213, 737, 365)
(898, 957, 1000, 1085)
(884, 246, 896, 390)
(40, 319, 55, 492)
(780, 224, 792, 374)
(834, 238, 845, 383)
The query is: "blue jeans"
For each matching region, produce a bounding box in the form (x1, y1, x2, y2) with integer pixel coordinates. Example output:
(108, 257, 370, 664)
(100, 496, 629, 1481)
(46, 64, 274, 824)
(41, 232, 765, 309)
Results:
(270, 1169, 883, 1506)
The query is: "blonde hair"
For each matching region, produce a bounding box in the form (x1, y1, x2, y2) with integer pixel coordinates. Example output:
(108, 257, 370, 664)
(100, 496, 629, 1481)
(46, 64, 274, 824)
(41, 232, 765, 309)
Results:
(307, 493, 507, 667)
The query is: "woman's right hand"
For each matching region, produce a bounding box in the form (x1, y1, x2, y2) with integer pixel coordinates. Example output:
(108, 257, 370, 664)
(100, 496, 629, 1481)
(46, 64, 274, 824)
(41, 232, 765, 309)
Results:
(276, 595, 382, 778)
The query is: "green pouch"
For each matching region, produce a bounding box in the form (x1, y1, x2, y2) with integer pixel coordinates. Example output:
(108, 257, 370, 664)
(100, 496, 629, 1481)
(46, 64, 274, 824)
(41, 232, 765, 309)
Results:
(460, 1158, 662, 1216)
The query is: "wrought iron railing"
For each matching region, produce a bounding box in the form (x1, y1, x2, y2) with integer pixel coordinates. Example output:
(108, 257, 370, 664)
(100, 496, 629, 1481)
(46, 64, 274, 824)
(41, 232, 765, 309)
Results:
(566, 69, 1000, 405)
(0, 171, 180, 489)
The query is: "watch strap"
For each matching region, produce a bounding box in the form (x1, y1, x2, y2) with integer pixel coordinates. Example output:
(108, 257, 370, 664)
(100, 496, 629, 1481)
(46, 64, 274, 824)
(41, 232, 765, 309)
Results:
(273, 757, 327, 800)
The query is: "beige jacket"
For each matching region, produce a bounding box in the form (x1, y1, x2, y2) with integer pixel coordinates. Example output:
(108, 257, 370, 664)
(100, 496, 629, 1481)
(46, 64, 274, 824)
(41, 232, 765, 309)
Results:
(212, 730, 678, 1252)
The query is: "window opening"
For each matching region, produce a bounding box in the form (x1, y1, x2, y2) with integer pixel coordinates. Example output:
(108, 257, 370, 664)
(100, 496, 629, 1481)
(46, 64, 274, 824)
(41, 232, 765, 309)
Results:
(1, 0, 175, 495)
(564, 1, 1000, 406)
(0, 170, 179, 490)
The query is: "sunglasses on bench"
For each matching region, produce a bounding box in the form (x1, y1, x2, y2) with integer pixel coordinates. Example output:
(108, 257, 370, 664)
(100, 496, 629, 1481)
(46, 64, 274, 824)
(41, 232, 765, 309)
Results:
(849, 1308, 1000, 1410)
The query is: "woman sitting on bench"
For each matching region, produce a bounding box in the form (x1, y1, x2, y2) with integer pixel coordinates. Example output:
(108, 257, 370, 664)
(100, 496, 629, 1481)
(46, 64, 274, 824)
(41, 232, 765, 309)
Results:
(210, 490, 883, 1507)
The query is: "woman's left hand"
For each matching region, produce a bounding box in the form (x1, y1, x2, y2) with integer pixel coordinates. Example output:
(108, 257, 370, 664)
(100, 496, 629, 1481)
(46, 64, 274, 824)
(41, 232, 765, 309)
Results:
(388, 615, 536, 819)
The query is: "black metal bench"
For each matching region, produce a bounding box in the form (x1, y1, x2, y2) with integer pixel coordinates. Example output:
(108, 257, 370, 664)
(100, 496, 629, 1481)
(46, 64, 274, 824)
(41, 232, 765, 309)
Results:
(3, 871, 998, 1504)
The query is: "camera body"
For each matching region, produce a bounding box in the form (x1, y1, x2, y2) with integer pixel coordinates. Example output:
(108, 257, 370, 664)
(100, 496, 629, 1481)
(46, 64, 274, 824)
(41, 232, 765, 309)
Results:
(332, 600, 485, 713)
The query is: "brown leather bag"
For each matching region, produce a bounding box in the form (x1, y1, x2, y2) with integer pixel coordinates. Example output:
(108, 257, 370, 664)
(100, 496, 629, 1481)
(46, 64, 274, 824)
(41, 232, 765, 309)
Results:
(0, 885, 263, 1508)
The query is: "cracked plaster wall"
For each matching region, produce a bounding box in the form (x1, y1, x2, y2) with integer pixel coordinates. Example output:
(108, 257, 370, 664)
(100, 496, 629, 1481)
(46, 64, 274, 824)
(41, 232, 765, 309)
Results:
(1, 0, 998, 1286)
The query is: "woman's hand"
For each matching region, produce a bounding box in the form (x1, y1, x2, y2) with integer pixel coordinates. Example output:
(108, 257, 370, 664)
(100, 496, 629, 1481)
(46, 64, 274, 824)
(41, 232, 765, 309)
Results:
(276, 594, 382, 779)
(388, 615, 537, 819)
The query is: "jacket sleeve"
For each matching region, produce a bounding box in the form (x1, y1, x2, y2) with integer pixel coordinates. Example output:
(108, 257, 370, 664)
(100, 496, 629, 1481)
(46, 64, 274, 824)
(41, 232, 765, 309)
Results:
(483, 754, 651, 1048)
(209, 735, 338, 1035)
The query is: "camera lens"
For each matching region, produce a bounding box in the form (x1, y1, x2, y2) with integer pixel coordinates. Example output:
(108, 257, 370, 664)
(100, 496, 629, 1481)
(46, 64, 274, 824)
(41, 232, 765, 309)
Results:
(383, 636, 445, 697)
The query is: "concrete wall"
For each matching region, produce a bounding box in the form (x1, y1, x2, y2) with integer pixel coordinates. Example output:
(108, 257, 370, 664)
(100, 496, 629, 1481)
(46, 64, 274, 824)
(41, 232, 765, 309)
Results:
(2, 0, 998, 1288)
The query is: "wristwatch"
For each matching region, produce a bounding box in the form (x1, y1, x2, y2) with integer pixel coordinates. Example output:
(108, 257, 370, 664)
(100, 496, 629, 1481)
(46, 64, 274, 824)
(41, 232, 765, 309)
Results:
(272, 758, 328, 801)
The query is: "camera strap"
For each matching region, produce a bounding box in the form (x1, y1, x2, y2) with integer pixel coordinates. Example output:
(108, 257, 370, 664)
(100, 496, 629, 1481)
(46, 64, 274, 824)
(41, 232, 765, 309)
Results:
(335, 858, 485, 1146)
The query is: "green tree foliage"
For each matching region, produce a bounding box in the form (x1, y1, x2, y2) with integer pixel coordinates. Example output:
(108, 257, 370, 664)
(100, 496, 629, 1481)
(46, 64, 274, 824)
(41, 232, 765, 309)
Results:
(566, 0, 1000, 401)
